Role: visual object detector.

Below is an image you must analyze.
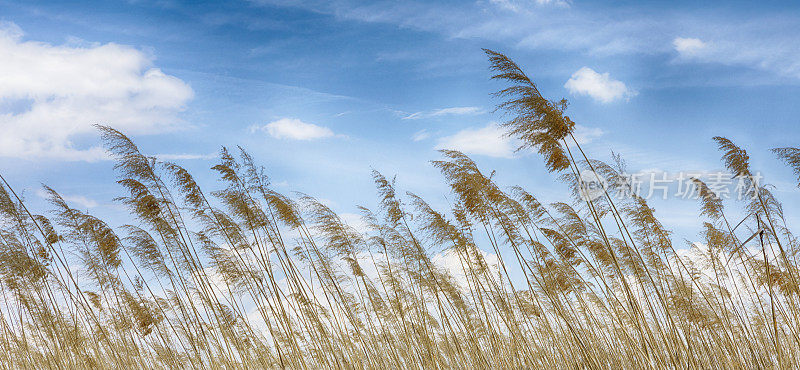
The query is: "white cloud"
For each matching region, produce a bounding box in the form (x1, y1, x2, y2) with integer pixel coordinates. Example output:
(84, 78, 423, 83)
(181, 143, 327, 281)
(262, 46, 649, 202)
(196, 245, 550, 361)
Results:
(36, 189, 98, 209)
(0, 22, 193, 161)
(673, 37, 707, 57)
(252, 118, 336, 140)
(564, 67, 636, 103)
(436, 122, 517, 158)
(403, 106, 483, 120)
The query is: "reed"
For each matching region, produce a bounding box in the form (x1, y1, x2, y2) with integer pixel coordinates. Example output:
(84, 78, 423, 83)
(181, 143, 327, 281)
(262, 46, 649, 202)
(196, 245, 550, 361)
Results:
(0, 50, 797, 369)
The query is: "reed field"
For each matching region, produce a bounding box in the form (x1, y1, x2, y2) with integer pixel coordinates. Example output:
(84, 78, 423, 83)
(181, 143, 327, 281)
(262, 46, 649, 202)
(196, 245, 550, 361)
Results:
(1, 50, 799, 369)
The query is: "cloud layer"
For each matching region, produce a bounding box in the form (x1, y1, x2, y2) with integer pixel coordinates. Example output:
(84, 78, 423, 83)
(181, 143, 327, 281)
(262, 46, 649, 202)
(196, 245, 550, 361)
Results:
(0, 22, 193, 161)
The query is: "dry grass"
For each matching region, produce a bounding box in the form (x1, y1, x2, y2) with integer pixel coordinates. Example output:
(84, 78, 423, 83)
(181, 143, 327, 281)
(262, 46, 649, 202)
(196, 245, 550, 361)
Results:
(0, 50, 798, 369)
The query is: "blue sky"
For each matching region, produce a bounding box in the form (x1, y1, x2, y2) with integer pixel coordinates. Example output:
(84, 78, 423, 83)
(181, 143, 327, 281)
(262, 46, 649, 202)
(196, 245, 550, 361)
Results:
(1, 0, 799, 241)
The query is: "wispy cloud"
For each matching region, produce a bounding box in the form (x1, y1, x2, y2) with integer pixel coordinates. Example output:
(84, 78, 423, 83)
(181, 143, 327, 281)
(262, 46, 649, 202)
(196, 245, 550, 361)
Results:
(36, 189, 98, 209)
(403, 106, 484, 120)
(573, 125, 604, 144)
(412, 129, 431, 141)
(251, 118, 339, 140)
(435, 122, 517, 158)
(564, 67, 636, 103)
(338, 212, 370, 233)
(251, 1, 800, 82)
(0, 22, 193, 161)
(490, 0, 570, 12)
(670, 31, 800, 79)
(152, 152, 218, 160)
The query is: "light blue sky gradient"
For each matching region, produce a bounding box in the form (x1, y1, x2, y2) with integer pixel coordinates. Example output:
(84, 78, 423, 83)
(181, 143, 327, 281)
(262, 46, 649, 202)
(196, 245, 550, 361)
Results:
(1, 0, 799, 242)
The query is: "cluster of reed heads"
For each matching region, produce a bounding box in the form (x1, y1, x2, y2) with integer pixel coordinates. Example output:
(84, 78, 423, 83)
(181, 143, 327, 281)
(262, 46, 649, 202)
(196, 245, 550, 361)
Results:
(1, 50, 799, 369)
